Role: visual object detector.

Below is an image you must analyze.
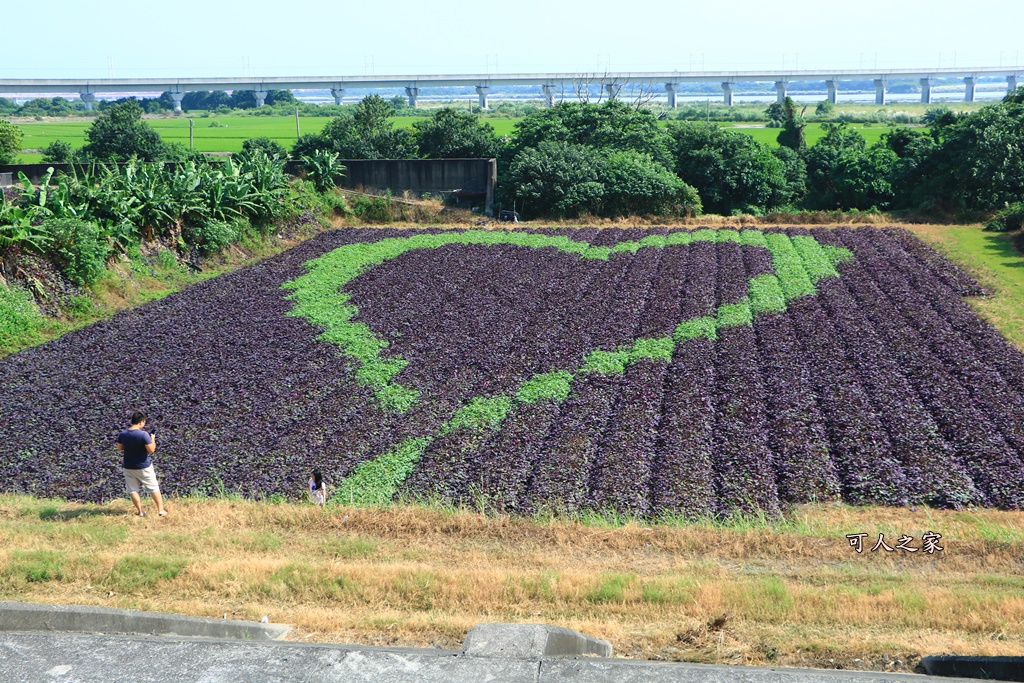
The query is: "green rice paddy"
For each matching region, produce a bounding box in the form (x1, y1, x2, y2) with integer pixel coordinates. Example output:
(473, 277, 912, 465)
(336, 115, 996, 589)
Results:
(9, 115, 914, 163)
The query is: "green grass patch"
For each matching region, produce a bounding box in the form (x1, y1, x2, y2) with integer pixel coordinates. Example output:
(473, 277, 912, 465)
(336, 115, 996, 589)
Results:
(442, 396, 513, 435)
(641, 577, 697, 604)
(0, 285, 48, 354)
(516, 370, 573, 403)
(585, 572, 636, 604)
(581, 349, 630, 374)
(674, 316, 718, 341)
(262, 562, 353, 599)
(915, 227, 1024, 350)
(2, 550, 65, 583)
(511, 570, 559, 602)
(319, 536, 379, 559)
(234, 531, 283, 552)
(629, 337, 675, 363)
(105, 555, 186, 592)
(717, 121, 925, 148)
(392, 570, 437, 610)
(729, 576, 795, 620)
(335, 437, 431, 506)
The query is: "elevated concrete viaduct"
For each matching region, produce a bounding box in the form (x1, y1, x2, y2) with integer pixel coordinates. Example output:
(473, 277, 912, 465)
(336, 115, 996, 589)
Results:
(1, 66, 1021, 111)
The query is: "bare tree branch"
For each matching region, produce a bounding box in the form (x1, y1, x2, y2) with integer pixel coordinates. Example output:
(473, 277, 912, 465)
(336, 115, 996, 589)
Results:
(628, 80, 658, 110)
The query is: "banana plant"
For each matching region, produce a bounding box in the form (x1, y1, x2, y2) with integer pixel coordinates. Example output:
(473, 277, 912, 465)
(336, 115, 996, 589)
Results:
(300, 149, 346, 193)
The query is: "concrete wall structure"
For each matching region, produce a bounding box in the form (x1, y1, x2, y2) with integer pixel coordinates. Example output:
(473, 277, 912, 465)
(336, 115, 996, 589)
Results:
(2, 66, 1022, 110)
(290, 158, 498, 213)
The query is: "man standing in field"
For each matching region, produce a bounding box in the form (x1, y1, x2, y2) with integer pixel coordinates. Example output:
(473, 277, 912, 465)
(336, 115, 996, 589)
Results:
(116, 411, 167, 517)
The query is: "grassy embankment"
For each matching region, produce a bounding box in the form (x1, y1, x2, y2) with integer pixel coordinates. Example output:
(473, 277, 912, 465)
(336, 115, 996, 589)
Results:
(0, 495, 1021, 673)
(1, 222, 1023, 673)
(0, 227, 328, 356)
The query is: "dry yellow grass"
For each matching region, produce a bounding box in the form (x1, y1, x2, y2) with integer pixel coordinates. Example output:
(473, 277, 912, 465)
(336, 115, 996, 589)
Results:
(1, 495, 1021, 673)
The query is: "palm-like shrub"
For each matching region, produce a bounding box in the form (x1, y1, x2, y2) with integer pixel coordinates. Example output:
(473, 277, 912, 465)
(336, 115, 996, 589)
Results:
(300, 150, 346, 192)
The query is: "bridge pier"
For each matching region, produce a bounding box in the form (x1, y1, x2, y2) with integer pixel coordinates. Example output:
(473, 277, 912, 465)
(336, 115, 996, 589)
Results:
(874, 78, 887, 105)
(920, 78, 933, 104)
(475, 85, 490, 109)
(1009, 75, 1019, 95)
(665, 83, 679, 108)
(964, 76, 976, 102)
(80, 92, 95, 110)
(331, 88, 345, 105)
(721, 82, 734, 106)
(775, 81, 788, 103)
(604, 83, 618, 100)
(405, 86, 419, 108)
(542, 84, 556, 107)
(253, 90, 268, 107)
(826, 79, 839, 104)
(170, 92, 184, 113)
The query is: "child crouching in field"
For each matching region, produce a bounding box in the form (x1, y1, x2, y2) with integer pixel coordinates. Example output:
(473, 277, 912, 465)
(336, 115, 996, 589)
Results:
(309, 468, 327, 505)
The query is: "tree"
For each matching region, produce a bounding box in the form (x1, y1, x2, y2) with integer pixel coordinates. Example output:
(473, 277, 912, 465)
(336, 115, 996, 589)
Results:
(601, 151, 701, 217)
(180, 90, 232, 112)
(353, 95, 396, 133)
(775, 97, 807, 151)
(265, 90, 297, 106)
(0, 119, 23, 164)
(873, 127, 935, 207)
(413, 108, 502, 158)
(917, 99, 1024, 210)
(669, 122, 791, 214)
(1006, 85, 1024, 105)
(828, 146, 898, 210)
(291, 133, 328, 160)
(504, 141, 605, 218)
(300, 96, 416, 159)
(78, 99, 164, 161)
(506, 100, 673, 168)
(236, 136, 288, 161)
(801, 123, 896, 210)
(41, 139, 74, 163)
(228, 90, 257, 109)
(814, 100, 835, 118)
(764, 102, 787, 125)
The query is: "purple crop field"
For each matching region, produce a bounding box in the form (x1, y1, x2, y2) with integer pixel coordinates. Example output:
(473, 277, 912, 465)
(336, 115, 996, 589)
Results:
(1, 226, 1022, 517)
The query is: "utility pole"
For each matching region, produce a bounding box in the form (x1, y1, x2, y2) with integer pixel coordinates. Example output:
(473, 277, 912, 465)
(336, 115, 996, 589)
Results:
(295, 106, 301, 139)
(189, 119, 194, 149)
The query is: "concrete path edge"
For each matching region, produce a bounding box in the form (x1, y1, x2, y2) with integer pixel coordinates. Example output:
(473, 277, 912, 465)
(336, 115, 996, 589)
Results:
(0, 601, 289, 641)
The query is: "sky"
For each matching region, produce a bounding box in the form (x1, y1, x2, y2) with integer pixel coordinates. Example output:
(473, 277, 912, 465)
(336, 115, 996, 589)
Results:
(3, 0, 1023, 79)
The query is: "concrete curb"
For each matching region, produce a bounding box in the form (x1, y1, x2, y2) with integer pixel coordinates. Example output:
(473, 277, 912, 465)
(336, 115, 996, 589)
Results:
(0, 601, 289, 641)
(462, 623, 613, 658)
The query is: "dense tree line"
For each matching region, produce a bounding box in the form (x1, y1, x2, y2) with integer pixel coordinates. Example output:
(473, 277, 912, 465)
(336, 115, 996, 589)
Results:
(11, 89, 1024, 220)
(290, 90, 1024, 219)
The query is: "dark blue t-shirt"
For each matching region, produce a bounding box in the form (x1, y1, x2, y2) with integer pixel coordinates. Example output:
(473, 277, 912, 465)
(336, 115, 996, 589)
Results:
(117, 429, 153, 469)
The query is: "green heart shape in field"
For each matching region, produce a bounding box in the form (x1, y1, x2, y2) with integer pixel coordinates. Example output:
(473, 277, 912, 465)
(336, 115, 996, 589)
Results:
(282, 229, 852, 504)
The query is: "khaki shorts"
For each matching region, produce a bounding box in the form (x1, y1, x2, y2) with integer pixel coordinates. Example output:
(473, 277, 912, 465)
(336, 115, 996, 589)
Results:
(123, 466, 160, 495)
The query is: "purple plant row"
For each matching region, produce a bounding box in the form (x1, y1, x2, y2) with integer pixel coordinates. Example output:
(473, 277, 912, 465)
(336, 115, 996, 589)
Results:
(1, 226, 1022, 515)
